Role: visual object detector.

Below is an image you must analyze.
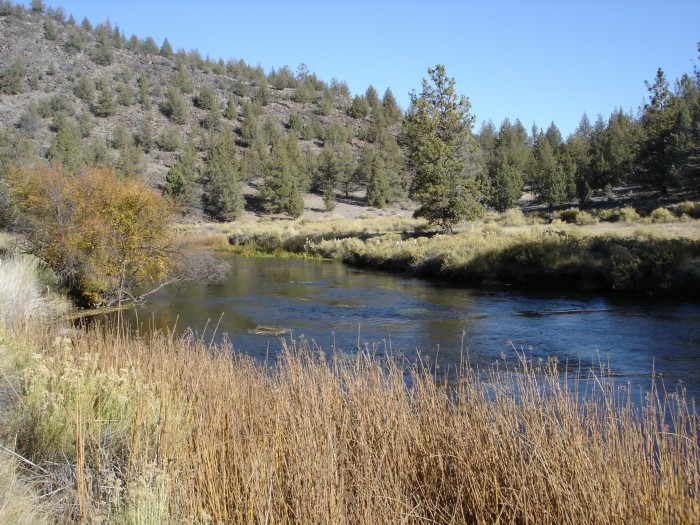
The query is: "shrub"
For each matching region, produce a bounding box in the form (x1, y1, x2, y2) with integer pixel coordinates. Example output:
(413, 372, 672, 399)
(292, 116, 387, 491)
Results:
(675, 201, 700, 219)
(649, 207, 675, 223)
(575, 210, 596, 226)
(155, 126, 181, 152)
(0, 58, 27, 94)
(618, 206, 641, 222)
(558, 207, 580, 224)
(4, 165, 175, 306)
(500, 208, 527, 226)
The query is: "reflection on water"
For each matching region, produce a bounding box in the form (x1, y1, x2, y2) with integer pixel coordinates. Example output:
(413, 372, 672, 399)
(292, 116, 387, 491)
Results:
(117, 254, 700, 400)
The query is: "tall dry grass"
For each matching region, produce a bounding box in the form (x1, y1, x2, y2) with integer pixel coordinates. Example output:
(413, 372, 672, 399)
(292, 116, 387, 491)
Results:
(12, 322, 700, 524)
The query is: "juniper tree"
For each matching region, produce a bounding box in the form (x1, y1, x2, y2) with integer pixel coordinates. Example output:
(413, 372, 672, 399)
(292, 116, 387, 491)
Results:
(224, 97, 237, 120)
(160, 85, 187, 124)
(138, 72, 151, 109)
(164, 140, 199, 207)
(203, 127, 243, 221)
(74, 74, 95, 102)
(0, 58, 27, 95)
(47, 119, 82, 173)
(93, 78, 116, 117)
(160, 37, 174, 57)
(404, 65, 483, 230)
(260, 138, 304, 218)
(382, 87, 402, 123)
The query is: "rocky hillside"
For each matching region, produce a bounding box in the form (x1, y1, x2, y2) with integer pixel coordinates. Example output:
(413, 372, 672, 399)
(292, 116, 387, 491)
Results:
(0, 3, 408, 220)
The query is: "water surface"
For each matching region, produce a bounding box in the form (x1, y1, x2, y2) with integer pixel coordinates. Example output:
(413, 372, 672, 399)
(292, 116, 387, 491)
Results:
(121, 255, 700, 400)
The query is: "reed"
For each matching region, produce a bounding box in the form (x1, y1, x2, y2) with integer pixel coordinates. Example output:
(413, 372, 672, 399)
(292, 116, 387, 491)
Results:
(7, 322, 699, 524)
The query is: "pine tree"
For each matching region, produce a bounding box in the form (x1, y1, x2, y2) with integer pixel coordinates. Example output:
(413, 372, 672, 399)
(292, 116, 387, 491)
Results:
(260, 138, 305, 217)
(164, 141, 198, 206)
(160, 85, 187, 124)
(138, 72, 151, 109)
(74, 74, 95, 102)
(203, 127, 243, 221)
(382, 87, 402, 122)
(487, 119, 527, 211)
(365, 148, 390, 208)
(47, 119, 82, 172)
(160, 37, 174, 57)
(136, 111, 154, 152)
(224, 97, 237, 120)
(93, 78, 116, 117)
(404, 65, 483, 230)
(365, 85, 380, 110)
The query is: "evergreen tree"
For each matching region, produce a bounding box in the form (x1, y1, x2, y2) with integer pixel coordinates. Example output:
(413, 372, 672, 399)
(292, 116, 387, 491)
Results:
(334, 143, 356, 198)
(382, 87, 402, 123)
(136, 111, 154, 152)
(240, 134, 269, 181)
(365, 148, 390, 208)
(323, 179, 336, 211)
(93, 78, 116, 117)
(365, 85, 380, 110)
(77, 106, 94, 138)
(486, 119, 527, 211)
(531, 137, 568, 206)
(47, 119, 82, 173)
(160, 37, 174, 57)
(74, 74, 95, 103)
(0, 58, 27, 95)
(164, 140, 199, 206)
(194, 85, 217, 110)
(116, 81, 135, 106)
(348, 95, 370, 119)
(138, 72, 151, 109)
(639, 68, 676, 192)
(404, 65, 483, 230)
(224, 97, 237, 120)
(489, 157, 523, 212)
(260, 138, 305, 217)
(240, 101, 262, 145)
(116, 137, 143, 177)
(203, 127, 243, 221)
(160, 85, 187, 124)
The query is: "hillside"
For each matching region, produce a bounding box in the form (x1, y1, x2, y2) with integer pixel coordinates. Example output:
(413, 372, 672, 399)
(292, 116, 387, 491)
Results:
(0, 4, 409, 221)
(1, 3, 698, 227)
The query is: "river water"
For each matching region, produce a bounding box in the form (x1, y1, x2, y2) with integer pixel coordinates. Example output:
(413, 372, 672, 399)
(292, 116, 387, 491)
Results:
(121, 254, 700, 401)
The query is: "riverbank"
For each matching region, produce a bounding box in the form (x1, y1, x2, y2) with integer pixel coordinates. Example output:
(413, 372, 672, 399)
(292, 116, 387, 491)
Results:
(179, 207, 700, 298)
(1, 247, 699, 523)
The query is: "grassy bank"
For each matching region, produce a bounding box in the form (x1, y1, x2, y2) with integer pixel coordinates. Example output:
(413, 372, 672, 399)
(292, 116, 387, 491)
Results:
(1, 248, 699, 523)
(186, 208, 700, 297)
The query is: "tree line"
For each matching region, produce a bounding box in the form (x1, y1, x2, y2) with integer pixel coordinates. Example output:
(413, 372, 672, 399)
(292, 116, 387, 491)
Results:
(0, 1, 698, 231)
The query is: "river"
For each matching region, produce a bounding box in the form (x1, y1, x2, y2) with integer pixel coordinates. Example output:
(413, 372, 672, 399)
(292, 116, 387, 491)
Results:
(119, 254, 700, 401)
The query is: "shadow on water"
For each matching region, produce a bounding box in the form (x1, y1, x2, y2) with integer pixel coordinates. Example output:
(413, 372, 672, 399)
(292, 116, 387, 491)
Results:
(96, 254, 700, 402)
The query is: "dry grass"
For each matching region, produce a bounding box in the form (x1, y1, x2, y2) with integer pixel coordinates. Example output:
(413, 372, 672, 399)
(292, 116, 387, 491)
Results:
(0, 453, 54, 525)
(182, 213, 700, 296)
(6, 322, 698, 524)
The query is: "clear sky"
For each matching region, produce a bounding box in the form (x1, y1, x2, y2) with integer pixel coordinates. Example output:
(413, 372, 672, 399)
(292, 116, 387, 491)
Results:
(32, 0, 699, 137)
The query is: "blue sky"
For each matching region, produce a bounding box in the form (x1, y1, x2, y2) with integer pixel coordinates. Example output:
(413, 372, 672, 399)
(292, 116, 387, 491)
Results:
(33, 0, 699, 137)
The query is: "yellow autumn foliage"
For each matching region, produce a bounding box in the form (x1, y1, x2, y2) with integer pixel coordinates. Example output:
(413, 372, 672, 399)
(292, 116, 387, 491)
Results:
(4, 165, 174, 306)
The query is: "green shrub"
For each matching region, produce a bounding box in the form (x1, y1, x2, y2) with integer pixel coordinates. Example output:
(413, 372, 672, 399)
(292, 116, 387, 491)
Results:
(0, 58, 27, 94)
(618, 206, 641, 222)
(558, 208, 580, 224)
(575, 211, 596, 226)
(155, 126, 181, 152)
(675, 201, 700, 219)
(649, 207, 675, 223)
(501, 208, 527, 226)
(596, 209, 618, 222)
